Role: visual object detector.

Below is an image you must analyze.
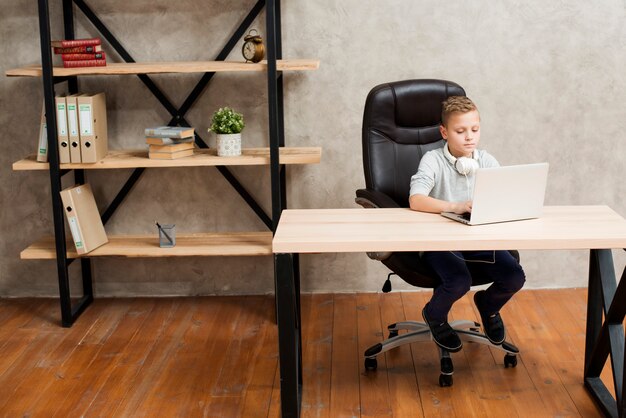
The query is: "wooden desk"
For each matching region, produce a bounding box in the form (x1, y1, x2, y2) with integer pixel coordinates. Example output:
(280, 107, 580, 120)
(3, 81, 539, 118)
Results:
(272, 206, 626, 417)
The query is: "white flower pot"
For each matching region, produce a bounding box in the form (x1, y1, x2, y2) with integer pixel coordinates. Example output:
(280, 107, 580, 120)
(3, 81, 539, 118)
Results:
(216, 133, 242, 157)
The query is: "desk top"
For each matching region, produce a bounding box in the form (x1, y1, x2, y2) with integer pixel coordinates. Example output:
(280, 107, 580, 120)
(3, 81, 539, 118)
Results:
(272, 206, 626, 253)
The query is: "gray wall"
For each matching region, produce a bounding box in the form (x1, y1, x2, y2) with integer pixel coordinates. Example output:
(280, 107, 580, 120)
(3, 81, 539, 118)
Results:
(1, 0, 625, 297)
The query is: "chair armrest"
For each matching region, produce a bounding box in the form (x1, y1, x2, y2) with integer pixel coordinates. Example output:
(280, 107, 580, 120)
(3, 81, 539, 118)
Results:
(355, 189, 401, 209)
(355, 189, 401, 261)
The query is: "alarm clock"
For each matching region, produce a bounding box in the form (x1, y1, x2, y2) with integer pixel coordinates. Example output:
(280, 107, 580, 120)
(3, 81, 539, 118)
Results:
(242, 29, 265, 63)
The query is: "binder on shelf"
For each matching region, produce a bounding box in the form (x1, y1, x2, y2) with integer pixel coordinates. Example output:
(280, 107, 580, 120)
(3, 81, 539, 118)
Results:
(55, 96, 70, 163)
(78, 92, 108, 163)
(60, 183, 108, 255)
(36, 101, 48, 163)
(67, 94, 81, 162)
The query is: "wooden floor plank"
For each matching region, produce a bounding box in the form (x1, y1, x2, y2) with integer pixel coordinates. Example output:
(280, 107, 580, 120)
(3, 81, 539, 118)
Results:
(507, 290, 582, 416)
(31, 299, 133, 417)
(266, 363, 282, 418)
(137, 296, 261, 417)
(301, 294, 333, 418)
(111, 298, 198, 416)
(447, 293, 501, 418)
(556, 360, 603, 417)
(21, 298, 70, 331)
(2, 300, 112, 417)
(80, 298, 177, 416)
(0, 329, 72, 414)
(181, 297, 256, 417)
(0, 291, 607, 417)
(470, 293, 551, 417)
(0, 300, 128, 414)
(0, 298, 35, 332)
(378, 292, 425, 418)
(329, 294, 361, 417)
(135, 297, 226, 417)
(0, 301, 58, 378)
(184, 297, 272, 417)
(201, 297, 272, 416)
(516, 290, 584, 361)
(535, 289, 586, 361)
(401, 291, 457, 418)
(240, 299, 279, 418)
(187, 297, 246, 416)
(357, 293, 393, 417)
(61, 299, 156, 417)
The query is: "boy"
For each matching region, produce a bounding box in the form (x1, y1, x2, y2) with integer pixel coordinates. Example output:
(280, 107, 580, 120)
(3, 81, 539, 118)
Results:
(408, 96, 526, 352)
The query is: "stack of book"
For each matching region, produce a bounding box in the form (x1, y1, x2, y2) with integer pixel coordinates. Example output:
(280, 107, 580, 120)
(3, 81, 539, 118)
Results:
(145, 126, 195, 160)
(51, 38, 106, 68)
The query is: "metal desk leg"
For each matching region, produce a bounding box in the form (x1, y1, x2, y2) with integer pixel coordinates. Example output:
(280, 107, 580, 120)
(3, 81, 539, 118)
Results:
(275, 253, 302, 417)
(584, 249, 626, 417)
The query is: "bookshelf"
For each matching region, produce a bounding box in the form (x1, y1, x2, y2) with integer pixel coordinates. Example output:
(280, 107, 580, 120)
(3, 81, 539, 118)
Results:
(13, 147, 322, 170)
(9, 0, 317, 340)
(21, 232, 273, 259)
(6, 59, 320, 77)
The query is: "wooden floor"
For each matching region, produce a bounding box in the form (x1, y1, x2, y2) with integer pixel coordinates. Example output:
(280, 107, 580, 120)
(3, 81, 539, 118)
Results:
(0, 289, 608, 417)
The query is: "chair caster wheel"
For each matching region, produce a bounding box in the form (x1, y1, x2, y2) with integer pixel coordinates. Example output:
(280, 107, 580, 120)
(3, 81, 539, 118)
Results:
(365, 357, 378, 371)
(504, 354, 517, 368)
(440, 356, 454, 375)
(439, 373, 453, 387)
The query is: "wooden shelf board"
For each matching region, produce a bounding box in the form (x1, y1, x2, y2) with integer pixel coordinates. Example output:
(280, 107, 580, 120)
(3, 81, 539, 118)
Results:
(21, 232, 273, 259)
(13, 147, 322, 170)
(6, 59, 320, 77)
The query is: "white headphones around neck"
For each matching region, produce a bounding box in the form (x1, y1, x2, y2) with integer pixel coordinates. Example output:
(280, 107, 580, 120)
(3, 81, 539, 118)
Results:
(443, 143, 479, 175)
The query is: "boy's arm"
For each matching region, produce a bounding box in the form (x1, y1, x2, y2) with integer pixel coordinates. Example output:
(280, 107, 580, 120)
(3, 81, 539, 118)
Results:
(409, 194, 472, 214)
(409, 151, 471, 214)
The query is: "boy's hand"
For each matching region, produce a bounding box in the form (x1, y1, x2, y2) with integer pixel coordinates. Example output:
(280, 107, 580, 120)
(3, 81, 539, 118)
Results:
(451, 200, 472, 214)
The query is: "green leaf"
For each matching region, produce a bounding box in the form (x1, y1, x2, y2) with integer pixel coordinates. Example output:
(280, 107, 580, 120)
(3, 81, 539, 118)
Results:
(209, 106, 245, 134)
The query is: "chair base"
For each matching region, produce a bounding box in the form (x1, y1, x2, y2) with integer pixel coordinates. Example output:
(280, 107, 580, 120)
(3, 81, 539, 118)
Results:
(363, 319, 519, 387)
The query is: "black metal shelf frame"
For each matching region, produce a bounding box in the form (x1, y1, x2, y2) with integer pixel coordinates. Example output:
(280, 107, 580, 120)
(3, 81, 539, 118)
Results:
(35, 0, 300, 329)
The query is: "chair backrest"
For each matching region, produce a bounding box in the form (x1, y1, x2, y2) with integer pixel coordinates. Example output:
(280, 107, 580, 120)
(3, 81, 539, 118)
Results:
(362, 79, 466, 206)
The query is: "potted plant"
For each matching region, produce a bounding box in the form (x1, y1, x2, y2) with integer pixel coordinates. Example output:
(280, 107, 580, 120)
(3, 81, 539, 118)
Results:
(208, 107, 245, 157)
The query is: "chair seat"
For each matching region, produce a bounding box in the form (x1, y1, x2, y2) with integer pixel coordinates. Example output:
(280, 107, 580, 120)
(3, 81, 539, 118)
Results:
(382, 250, 519, 289)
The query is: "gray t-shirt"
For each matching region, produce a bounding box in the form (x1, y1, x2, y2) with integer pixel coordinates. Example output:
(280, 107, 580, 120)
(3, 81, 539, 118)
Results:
(409, 148, 499, 202)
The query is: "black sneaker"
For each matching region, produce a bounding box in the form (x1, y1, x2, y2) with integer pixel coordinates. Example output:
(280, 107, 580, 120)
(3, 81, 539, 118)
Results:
(474, 291, 506, 345)
(422, 306, 463, 353)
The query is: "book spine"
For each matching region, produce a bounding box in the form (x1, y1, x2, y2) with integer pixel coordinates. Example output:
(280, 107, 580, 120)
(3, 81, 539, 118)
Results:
(149, 143, 194, 152)
(61, 52, 105, 61)
(144, 129, 192, 138)
(54, 45, 101, 54)
(149, 149, 194, 159)
(145, 137, 194, 145)
(52, 38, 101, 48)
(63, 59, 107, 68)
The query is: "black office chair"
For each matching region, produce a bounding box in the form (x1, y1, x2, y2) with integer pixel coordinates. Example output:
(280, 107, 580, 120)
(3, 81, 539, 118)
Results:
(356, 79, 519, 387)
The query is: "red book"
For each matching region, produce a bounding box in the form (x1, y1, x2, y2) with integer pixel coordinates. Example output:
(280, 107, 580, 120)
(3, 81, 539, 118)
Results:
(54, 45, 102, 54)
(51, 38, 101, 48)
(61, 52, 105, 61)
(62, 59, 107, 68)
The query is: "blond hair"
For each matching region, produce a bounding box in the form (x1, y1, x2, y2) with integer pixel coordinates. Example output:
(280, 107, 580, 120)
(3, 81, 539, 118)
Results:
(441, 96, 478, 126)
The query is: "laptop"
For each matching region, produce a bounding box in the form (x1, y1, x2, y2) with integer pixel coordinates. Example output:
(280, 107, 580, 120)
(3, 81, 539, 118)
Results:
(441, 162, 549, 225)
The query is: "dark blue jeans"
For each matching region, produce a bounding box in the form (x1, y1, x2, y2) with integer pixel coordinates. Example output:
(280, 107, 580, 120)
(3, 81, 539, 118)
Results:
(422, 250, 526, 323)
